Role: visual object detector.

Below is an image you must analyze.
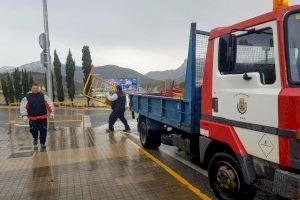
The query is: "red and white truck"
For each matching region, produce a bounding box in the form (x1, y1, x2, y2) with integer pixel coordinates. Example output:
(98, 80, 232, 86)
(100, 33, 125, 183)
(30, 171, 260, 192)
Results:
(130, 1, 300, 199)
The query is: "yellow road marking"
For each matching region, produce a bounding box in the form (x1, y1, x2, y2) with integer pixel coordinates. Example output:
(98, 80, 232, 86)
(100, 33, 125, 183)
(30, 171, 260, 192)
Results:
(123, 134, 212, 200)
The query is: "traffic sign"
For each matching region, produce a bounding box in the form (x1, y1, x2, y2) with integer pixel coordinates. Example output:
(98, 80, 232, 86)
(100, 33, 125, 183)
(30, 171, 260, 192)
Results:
(39, 33, 49, 50)
(40, 51, 51, 67)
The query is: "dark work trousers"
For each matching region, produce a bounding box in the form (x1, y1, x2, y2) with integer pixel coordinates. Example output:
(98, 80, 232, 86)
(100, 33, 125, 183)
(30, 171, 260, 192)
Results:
(29, 119, 48, 144)
(109, 109, 130, 131)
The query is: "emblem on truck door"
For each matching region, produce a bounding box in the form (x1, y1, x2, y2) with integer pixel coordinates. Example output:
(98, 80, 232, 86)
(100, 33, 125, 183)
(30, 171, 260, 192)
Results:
(237, 98, 247, 114)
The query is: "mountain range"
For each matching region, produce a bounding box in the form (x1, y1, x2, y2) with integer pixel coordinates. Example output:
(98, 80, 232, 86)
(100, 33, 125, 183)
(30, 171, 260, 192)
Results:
(145, 59, 187, 81)
(144, 58, 205, 82)
(0, 59, 195, 83)
(0, 62, 152, 83)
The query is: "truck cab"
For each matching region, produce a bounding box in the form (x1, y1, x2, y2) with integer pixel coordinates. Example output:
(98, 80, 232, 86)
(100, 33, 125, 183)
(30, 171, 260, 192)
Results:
(130, 4, 300, 199)
(201, 5, 300, 199)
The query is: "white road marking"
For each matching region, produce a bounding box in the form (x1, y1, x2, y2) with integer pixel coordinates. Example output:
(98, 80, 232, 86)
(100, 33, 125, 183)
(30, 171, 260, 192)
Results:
(14, 124, 29, 127)
(127, 128, 208, 178)
(159, 147, 208, 177)
(85, 119, 209, 177)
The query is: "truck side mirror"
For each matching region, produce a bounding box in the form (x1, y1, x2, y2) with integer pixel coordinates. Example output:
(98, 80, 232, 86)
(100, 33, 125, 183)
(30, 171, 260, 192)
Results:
(218, 34, 237, 72)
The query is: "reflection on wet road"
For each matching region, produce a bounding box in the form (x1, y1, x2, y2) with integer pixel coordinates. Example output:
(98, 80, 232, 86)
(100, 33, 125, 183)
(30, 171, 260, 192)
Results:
(0, 108, 276, 199)
(0, 120, 209, 200)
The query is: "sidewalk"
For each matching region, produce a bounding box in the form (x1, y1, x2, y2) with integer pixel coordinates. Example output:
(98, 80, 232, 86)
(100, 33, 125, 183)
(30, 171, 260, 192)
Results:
(0, 125, 201, 200)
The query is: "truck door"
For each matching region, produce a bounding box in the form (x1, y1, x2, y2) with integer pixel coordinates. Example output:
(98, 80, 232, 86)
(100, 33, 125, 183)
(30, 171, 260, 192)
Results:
(212, 21, 281, 164)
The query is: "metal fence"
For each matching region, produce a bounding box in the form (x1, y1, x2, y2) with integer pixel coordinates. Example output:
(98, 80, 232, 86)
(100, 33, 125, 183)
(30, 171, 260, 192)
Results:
(195, 31, 209, 87)
(8, 101, 85, 127)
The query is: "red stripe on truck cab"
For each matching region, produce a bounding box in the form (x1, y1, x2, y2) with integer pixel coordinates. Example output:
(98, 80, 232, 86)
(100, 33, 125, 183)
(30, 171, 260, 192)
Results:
(278, 88, 300, 168)
(201, 39, 214, 116)
(279, 136, 290, 168)
(200, 120, 247, 155)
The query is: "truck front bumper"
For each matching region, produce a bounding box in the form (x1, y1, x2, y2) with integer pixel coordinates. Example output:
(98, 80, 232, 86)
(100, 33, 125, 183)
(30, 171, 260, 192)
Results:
(273, 169, 300, 199)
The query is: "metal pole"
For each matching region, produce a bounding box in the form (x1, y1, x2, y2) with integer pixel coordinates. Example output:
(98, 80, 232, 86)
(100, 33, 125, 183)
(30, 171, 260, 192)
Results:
(43, 0, 53, 100)
(43, 0, 55, 131)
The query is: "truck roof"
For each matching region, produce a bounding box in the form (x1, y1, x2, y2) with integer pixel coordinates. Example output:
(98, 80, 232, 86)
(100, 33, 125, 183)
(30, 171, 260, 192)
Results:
(209, 4, 300, 39)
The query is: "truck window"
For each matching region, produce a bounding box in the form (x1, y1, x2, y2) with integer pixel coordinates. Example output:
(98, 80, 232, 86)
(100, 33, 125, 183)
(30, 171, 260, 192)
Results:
(220, 28, 276, 85)
(285, 12, 300, 85)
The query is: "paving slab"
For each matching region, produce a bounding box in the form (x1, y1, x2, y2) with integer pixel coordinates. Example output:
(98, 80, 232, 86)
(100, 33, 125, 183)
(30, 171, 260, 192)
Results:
(0, 125, 207, 200)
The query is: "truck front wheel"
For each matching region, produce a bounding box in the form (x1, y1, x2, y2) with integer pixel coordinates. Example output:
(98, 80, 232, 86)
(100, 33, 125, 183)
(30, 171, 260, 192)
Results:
(139, 121, 161, 149)
(208, 153, 256, 200)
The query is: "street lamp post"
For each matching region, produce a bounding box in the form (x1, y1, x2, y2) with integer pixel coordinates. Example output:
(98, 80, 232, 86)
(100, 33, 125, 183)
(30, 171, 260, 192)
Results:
(42, 0, 55, 130)
(43, 0, 53, 100)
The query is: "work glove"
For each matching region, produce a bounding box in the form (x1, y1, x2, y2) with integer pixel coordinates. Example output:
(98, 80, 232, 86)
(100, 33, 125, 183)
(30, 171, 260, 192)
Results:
(50, 113, 55, 119)
(22, 116, 29, 123)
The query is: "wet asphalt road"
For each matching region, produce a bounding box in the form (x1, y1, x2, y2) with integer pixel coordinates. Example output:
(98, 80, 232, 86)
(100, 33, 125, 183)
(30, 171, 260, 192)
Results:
(0, 108, 8, 126)
(85, 109, 132, 128)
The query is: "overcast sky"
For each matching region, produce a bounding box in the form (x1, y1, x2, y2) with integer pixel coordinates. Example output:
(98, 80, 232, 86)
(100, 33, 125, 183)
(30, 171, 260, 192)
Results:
(0, 0, 300, 74)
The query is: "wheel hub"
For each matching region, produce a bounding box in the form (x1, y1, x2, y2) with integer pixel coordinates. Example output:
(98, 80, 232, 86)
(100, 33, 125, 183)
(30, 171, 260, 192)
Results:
(216, 165, 239, 192)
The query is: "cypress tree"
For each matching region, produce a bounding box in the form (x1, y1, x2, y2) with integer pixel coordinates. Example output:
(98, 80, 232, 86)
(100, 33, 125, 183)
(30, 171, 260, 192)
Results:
(65, 49, 76, 102)
(52, 73, 55, 101)
(22, 70, 29, 96)
(13, 68, 22, 102)
(7, 73, 15, 103)
(53, 50, 64, 101)
(21, 69, 24, 95)
(29, 72, 34, 87)
(82, 46, 92, 106)
(25, 71, 30, 93)
(1, 77, 9, 105)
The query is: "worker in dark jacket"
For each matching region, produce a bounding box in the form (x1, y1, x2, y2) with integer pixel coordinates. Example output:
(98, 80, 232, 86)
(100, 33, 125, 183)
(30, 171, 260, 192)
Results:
(20, 83, 54, 148)
(106, 85, 130, 133)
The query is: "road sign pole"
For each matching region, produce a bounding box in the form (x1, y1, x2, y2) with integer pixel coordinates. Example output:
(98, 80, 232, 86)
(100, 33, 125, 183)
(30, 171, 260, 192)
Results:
(42, 0, 55, 130)
(43, 0, 53, 100)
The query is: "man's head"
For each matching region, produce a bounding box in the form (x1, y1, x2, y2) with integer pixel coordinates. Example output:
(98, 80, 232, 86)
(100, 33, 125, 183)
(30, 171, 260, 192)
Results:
(31, 83, 41, 94)
(116, 85, 122, 92)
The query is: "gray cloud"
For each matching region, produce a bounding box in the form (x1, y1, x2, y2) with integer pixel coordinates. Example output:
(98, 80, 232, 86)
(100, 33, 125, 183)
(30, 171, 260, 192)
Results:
(0, 0, 300, 74)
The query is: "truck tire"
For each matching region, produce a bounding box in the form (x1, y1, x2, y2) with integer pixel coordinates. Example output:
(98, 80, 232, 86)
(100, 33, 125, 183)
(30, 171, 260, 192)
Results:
(139, 120, 161, 149)
(208, 152, 256, 200)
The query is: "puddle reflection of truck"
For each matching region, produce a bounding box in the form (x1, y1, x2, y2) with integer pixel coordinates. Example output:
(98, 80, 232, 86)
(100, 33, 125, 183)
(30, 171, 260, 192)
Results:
(130, 2, 300, 199)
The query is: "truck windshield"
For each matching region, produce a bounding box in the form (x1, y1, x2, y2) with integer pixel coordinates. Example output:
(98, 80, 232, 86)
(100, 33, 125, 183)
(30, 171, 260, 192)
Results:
(286, 12, 300, 84)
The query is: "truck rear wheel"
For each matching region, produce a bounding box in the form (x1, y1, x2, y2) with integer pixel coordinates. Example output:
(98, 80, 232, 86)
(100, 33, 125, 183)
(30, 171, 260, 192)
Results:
(139, 120, 161, 149)
(208, 153, 256, 200)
